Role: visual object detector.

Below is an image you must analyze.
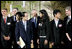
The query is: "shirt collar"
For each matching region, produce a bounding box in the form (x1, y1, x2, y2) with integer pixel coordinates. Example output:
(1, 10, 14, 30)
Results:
(34, 17, 37, 19)
(68, 15, 71, 19)
(23, 20, 26, 24)
(3, 16, 7, 19)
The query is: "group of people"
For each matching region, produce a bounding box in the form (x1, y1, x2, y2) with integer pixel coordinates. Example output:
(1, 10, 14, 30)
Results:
(0, 6, 71, 48)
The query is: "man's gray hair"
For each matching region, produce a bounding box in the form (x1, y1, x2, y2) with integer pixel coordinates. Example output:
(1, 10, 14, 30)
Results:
(65, 6, 71, 11)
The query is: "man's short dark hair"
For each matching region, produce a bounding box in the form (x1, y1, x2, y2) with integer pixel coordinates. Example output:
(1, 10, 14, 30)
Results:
(16, 12, 23, 21)
(53, 9, 61, 17)
(13, 8, 18, 11)
(2, 8, 8, 12)
(22, 12, 27, 17)
(16, 12, 23, 17)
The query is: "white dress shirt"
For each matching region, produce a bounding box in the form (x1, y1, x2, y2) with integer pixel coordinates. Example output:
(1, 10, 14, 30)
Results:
(34, 17, 37, 23)
(14, 16, 16, 21)
(23, 21, 27, 31)
(68, 15, 71, 20)
(67, 15, 71, 24)
(54, 18, 59, 27)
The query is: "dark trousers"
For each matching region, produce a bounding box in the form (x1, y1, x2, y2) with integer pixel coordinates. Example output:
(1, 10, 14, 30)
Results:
(63, 37, 72, 48)
(0, 42, 2, 48)
(12, 40, 18, 48)
(39, 38, 48, 48)
(65, 41, 72, 48)
(33, 38, 38, 48)
(12, 35, 18, 48)
(1, 36, 12, 48)
(52, 43, 61, 48)
(0, 34, 1, 46)
(33, 35, 38, 48)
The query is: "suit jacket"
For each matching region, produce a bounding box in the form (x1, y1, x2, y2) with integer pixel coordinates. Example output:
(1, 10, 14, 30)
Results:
(50, 19, 64, 44)
(46, 21, 51, 40)
(11, 16, 17, 30)
(15, 20, 33, 43)
(37, 18, 48, 37)
(1, 16, 12, 37)
(29, 16, 40, 39)
(30, 16, 40, 28)
(63, 16, 71, 40)
(10, 16, 17, 40)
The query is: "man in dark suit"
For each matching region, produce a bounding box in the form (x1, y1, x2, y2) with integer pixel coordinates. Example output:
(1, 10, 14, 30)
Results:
(11, 8, 18, 22)
(1, 8, 12, 48)
(11, 8, 19, 48)
(50, 9, 64, 48)
(15, 12, 33, 48)
(29, 9, 40, 48)
(0, 14, 2, 48)
(63, 6, 71, 48)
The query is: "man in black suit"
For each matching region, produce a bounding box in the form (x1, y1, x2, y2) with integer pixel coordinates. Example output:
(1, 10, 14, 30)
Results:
(11, 8, 19, 48)
(0, 14, 2, 48)
(1, 8, 12, 48)
(11, 8, 18, 22)
(64, 6, 71, 48)
(50, 9, 64, 48)
(29, 9, 40, 48)
(15, 12, 33, 48)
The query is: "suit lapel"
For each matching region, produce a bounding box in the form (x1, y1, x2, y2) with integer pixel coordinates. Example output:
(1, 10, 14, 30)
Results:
(31, 18, 34, 22)
(26, 21, 29, 32)
(53, 20, 57, 28)
(20, 21, 26, 32)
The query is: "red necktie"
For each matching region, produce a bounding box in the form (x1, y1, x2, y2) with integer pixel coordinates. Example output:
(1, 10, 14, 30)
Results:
(4, 18, 6, 23)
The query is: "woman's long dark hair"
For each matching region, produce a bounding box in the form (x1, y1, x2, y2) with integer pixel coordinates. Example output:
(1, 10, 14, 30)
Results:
(39, 9, 50, 22)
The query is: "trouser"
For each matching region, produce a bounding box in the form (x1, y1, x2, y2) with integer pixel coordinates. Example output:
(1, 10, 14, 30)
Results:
(63, 37, 72, 48)
(1, 35, 12, 48)
(39, 38, 48, 48)
(33, 33, 38, 48)
(52, 43, 61, 48)
(0, 42, 2, 48)
(65, 40, 72, 48)
(12, 35, 18, 48)
(12, 40, 18, 48)
(33, 38, 38, 48)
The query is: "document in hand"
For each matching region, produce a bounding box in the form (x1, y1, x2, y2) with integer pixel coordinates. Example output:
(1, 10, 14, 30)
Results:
(19, 36, 26, 48)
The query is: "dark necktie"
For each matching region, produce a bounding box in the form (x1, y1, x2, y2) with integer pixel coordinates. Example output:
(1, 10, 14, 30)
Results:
(35, 18, 37, 28)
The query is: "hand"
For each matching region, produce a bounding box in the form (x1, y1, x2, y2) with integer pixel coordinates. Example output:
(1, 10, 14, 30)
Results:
(17, 41, 20, 45)
(69, 38, 71, 41)
(44, 40, 48, 45)
(31, 40, 33, 44)
(4, 36, 10, 40)
(66, 33, 71, 41)
(31, 40, 34, 48)
(51, 42, 54, 46)
(37, 39, 39, 44)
